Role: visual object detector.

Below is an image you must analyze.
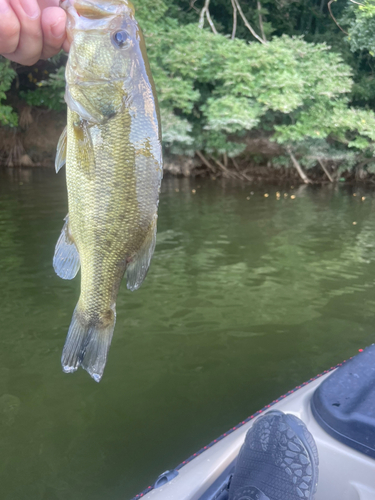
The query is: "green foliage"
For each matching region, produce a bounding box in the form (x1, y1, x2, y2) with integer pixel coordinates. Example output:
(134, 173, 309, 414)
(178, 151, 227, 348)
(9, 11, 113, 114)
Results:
(218, 36, 352, 111)
(275, 102, 375, 144)
(344, 0, 375, 55)
(289, 138, 358, 173)
(160, 109, 194, 153)
(20, 65, 66, 112)
(202, 96, 263, 133)
(0, 58, 18, 127)
(3, 0, 375, 177)
(133, 0, 172, 31)
(146, 22, 372, 163)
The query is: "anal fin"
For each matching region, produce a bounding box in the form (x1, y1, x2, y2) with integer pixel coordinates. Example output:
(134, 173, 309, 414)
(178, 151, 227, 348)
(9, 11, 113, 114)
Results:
(126, 217, 157, 291)
(53, 215, 81, 280)
(55, 126, 67, 173)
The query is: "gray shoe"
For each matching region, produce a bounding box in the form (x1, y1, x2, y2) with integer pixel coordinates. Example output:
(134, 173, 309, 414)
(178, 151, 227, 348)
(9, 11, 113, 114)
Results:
(228, 411, 319, 500)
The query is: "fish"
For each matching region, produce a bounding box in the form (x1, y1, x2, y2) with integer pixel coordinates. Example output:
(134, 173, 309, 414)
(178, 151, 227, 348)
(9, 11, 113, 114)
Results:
(54, 0, 163, 382)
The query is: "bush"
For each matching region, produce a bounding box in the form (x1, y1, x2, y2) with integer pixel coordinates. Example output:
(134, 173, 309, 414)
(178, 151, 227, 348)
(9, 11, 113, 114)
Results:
(3, 0, 375, 178)
(0, 59, 18, 127)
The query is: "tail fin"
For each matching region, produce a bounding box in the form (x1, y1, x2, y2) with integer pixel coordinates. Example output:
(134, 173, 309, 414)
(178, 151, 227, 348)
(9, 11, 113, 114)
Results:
(61, 306, 116, 382)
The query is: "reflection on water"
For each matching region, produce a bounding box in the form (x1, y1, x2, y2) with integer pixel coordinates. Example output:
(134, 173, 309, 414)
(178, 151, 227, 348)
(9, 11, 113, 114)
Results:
(0, 169, 375, 499)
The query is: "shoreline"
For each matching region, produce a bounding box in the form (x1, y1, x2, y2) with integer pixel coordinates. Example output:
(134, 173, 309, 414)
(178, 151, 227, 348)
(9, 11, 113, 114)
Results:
(0, 108, 374, 185)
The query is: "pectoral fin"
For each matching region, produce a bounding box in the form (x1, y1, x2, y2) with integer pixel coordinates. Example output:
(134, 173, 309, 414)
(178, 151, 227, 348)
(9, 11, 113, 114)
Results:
(53, 215, 81, 280)
(126, 217, 157, 291)
(55, 126, 67, 173)
(72, 117, 95, 176)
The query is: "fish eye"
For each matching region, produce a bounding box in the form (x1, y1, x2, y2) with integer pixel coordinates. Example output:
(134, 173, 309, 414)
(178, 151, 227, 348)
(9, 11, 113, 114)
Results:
(113, 30, 129, 48)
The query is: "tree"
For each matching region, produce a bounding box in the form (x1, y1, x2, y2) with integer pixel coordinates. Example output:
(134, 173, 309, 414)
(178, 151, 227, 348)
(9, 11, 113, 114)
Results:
(2, 0, 375, 181)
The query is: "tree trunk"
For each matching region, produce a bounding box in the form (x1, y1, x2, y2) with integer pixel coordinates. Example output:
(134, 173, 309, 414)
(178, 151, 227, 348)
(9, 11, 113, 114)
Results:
(318, 159, 334, 182)
(257, 1, 266, 42)
(287, 148, 312, 184)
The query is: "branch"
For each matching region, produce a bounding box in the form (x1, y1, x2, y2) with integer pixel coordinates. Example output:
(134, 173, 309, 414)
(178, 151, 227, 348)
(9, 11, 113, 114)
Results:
(230, 0, 237, 39)
(198, 0, 206, 28)
(257, 1, 266, 42)
(212, 157, 238, 179)
(205, 5, 218, 34)
(287, 147, 312, 184)
(198, 0, 218, 34)
(223, 152, 228, 167)
(349, 0, 365, 5)
(232, 0, 266, 44)
(317, 159, 334, 182)
(189, 0, 199, 12)
(232, 158, 242, 174)
(196, 151, 216, 173)
(232, 158, 253, 181)
(328, 0, 348, 34)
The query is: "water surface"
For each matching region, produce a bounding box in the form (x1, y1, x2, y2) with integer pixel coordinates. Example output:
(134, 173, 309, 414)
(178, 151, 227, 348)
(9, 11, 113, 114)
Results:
(0, 169, 374, 499)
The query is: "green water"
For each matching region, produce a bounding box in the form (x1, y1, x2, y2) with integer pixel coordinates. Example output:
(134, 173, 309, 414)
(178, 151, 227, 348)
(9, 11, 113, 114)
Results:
(0, 168, 374, 500)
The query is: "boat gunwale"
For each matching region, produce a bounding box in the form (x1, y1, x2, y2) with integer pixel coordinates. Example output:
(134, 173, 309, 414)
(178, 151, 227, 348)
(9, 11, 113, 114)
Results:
(130, 358, 351, 500)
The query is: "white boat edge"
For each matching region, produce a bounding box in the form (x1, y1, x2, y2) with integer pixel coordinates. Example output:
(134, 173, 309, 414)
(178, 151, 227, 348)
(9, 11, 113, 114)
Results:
(133, 368, 375, 500)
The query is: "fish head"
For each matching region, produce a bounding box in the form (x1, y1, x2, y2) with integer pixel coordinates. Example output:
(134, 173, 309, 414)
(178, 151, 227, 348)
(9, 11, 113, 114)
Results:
(61, 0, 150, 122)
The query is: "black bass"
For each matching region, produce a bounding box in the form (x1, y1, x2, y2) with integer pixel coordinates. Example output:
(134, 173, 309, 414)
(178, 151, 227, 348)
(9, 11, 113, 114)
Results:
(54, 0, 162, 382)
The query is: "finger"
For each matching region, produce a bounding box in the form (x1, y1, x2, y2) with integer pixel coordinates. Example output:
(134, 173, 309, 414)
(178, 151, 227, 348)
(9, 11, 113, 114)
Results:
(7, 0, 42, 65)
(40, 6, 66, 59)
(38, 0, 60, 9)
(62, 37, 70, 53)
(0, 0, 21, 55)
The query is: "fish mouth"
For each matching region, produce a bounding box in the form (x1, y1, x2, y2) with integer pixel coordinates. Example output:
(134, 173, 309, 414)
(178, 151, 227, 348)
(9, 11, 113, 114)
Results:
(60, 0, 134, 19)
(60, 0, 135, 41)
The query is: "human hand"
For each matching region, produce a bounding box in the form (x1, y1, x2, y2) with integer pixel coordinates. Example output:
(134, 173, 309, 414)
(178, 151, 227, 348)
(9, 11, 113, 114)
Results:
(0, 0, 70, 66)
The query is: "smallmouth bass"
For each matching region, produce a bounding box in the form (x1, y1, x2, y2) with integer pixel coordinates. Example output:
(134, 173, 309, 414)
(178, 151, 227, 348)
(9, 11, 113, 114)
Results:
(54, 0, 163, 382)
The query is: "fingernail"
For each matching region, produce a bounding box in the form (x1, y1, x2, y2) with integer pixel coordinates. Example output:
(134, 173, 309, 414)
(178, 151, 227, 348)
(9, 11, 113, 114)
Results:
(51, 20, 64, 38)
(0, 1, 10, 14)
(19, 0, 40, 19)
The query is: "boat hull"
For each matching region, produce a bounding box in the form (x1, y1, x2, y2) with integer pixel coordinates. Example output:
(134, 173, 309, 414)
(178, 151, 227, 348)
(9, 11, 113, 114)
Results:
(134, 369, 375, 500)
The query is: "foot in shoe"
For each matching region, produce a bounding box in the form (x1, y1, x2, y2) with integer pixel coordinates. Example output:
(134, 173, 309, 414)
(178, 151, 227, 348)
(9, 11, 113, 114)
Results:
(228, 410, 319, 500)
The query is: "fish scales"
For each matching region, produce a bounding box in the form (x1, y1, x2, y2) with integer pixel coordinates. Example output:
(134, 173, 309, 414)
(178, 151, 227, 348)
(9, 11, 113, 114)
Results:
(54, 0, 163, 381)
